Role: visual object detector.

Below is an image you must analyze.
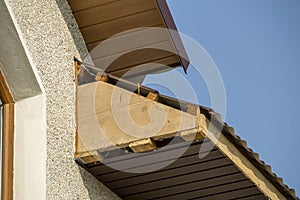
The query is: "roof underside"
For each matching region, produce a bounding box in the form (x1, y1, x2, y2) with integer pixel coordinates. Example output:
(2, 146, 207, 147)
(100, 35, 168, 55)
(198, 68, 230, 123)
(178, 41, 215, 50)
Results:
(75, 73, 299, 200)
(69, 0, 299, 198)
(68, 0, 189, 79)
(78, 139, 267, 200)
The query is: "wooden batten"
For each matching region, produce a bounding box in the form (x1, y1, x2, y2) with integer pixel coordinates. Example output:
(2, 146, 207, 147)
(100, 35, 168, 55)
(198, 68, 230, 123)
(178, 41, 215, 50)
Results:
(75, 80, 212, 158)
(146, 92, 159, 101)
(95, 74, 110, 82)
(76, 150, 103, 164)
(180, 128, 205, 141)
(181, 108, 208, 141)
(129, 138, 157, 153)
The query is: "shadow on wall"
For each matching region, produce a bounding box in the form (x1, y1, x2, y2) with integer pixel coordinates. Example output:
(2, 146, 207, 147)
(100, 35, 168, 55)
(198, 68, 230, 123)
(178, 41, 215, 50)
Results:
(55, 0, 90, 60)
(78, 165, 120, 200)
(55, 2, 119, 199)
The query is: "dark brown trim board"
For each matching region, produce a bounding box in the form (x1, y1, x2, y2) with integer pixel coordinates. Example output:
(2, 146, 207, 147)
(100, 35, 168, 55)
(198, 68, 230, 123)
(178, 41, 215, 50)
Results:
(156, 0, 190, 72)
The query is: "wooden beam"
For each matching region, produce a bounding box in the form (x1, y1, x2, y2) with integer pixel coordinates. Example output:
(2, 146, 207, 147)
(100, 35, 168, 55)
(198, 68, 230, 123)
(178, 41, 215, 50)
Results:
(146, 92, 159, 101)
(76, 150, 102, 164)
(129, 138, 156, 153)
(181, 107, 207, 141)
(180, 129, 205, 141)
(186, 103, 197, 115)
(95, 74, 110, 82)
(77, 81, 197, 152)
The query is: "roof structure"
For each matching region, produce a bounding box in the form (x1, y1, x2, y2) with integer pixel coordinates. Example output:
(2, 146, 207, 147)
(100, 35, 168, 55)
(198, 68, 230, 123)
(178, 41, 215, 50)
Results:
(68, 0, 189, 80)
(75, 70, 299, 200)
(69, 0, 299, 199)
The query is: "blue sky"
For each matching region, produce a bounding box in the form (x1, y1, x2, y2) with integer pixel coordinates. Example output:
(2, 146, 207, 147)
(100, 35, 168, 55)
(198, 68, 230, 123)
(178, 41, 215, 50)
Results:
(144, 0, 300, 196)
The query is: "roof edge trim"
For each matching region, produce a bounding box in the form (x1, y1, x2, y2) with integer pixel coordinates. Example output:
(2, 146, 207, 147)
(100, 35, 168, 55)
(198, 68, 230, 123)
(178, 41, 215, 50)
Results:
(156, 0, 190, 73)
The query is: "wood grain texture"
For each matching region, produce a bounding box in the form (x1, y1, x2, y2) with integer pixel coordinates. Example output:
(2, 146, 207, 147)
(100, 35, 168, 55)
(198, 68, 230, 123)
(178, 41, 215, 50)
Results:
(1, 104, 14, 200)
(77, 81, 197, 152)
(0, 69, 14, 200)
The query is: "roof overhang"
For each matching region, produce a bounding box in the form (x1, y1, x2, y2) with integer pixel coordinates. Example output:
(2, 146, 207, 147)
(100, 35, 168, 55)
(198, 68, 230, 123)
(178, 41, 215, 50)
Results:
(68, 0, 189, 80)
(74, 72, 298, 200)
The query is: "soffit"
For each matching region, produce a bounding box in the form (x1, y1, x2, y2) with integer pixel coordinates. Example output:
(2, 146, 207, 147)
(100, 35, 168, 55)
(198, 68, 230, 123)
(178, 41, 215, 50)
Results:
(68, 0, 189, 79)
(78, 139, 268, 200)
(75, 72, 299, 200)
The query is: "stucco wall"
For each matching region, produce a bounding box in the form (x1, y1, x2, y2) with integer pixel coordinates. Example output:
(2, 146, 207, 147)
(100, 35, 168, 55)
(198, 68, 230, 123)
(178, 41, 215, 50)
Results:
(0, 0, 41, 101)
(3, 0, 120, 199)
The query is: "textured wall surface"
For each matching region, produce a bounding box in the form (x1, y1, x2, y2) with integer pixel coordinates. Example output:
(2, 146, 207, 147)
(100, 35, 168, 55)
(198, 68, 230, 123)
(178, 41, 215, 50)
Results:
(4, 0, 119, 199)
(0, 0, 41, 101)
